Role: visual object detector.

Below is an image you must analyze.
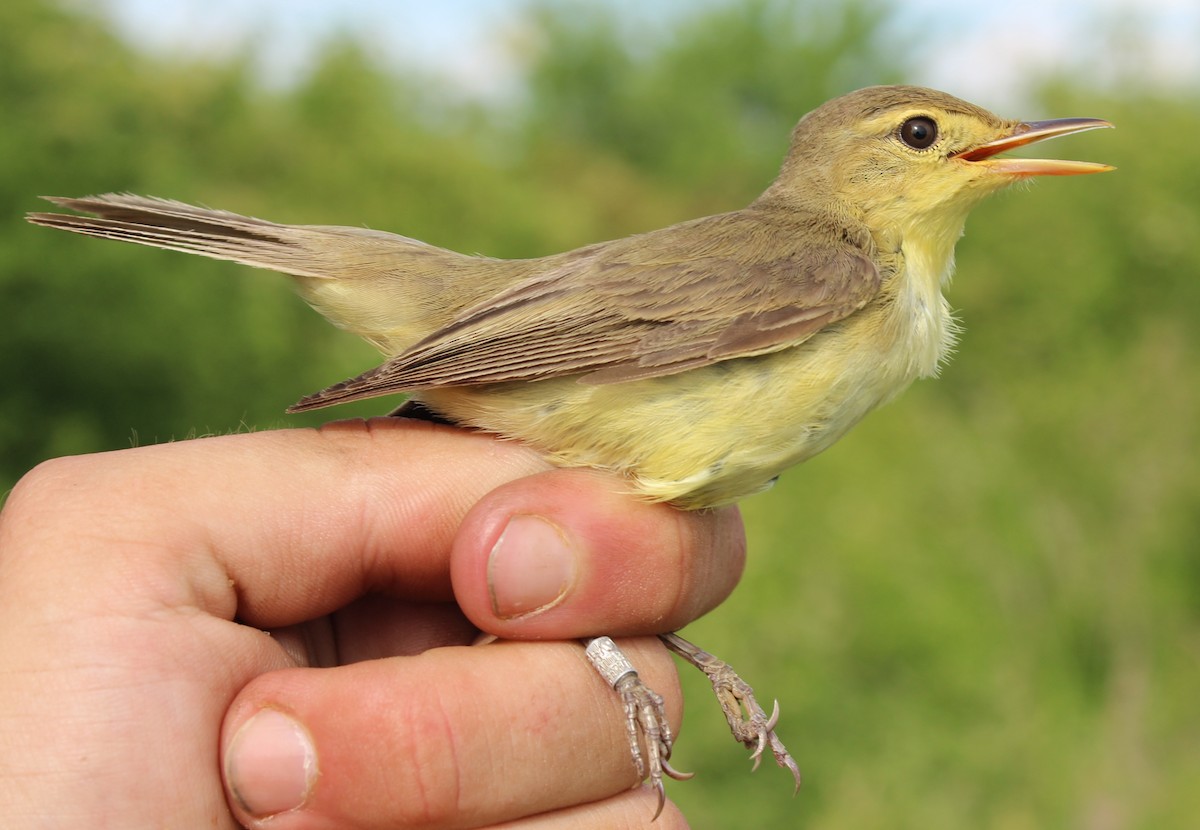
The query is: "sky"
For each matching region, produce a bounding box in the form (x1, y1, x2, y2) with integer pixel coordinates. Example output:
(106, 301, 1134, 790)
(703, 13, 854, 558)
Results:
(95, 0, 1199, 109)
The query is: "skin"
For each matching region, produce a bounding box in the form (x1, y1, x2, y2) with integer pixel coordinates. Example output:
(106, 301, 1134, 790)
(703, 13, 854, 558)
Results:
(0, 418, 745, 828)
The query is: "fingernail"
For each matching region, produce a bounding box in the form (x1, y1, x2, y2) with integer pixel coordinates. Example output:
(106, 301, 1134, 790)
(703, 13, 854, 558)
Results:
(225, 709, 317, 818)
(488, 514, 578, 619)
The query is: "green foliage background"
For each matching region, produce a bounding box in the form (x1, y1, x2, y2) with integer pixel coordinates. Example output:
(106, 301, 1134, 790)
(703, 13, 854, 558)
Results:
(2, 1, 1197, 826)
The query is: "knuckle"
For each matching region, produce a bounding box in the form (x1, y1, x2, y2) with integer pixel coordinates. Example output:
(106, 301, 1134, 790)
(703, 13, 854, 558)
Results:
(0, 456, 108, 574)
(1, 455, 93, 535)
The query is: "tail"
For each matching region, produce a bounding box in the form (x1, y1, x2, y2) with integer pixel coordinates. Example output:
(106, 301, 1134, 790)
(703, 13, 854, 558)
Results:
(27, 194, 494, 354)
(27, 193, 417, 281)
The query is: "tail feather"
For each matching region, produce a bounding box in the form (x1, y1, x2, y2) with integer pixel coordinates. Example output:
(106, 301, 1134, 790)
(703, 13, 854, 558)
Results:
(27, 194, 337, 279)
(27, 193, 513, 357)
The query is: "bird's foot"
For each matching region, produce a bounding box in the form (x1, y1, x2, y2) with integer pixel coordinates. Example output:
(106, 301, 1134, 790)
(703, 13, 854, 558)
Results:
(659, 631, 801, 791)
(584, 636, 693, 819)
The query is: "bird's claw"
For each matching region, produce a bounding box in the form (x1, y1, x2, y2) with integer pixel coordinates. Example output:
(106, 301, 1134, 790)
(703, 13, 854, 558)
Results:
(659, 632, 801, 792)
(613, 671, 688, 819)
(585, 636, 693, 819)
(748, 699, 781, 769)
(585, 633, 799, 819)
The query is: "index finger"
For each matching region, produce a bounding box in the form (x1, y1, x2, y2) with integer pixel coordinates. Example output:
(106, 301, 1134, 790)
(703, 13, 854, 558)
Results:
(5, 418, 745, 637)
(2, 418, 547, 626)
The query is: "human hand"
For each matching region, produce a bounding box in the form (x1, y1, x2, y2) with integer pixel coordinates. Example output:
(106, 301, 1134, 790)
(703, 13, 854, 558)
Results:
(0, 417, 745, 828)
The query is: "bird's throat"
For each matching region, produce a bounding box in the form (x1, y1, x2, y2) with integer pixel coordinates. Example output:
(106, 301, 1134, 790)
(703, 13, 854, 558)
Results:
(890, 217, 964, 380)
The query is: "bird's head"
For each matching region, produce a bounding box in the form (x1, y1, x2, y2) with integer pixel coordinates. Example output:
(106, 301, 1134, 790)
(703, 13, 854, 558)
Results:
(765, 85, 1113, 249)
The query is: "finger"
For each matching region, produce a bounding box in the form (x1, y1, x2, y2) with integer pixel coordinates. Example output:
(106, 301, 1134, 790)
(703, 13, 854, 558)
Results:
(3, 418, 551, 626)
(449, 469, 746, 639)
(221, 638, 681, 829)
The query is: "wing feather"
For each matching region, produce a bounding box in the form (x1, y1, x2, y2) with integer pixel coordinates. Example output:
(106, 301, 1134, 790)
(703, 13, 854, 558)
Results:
(291, 207, 881, 411)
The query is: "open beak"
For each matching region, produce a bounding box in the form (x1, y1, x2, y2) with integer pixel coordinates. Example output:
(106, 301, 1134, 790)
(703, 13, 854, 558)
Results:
(953, 117, 1115, 177)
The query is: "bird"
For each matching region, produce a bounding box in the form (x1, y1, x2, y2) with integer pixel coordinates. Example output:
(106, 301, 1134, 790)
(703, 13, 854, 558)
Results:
(28, 84, 1112, 816)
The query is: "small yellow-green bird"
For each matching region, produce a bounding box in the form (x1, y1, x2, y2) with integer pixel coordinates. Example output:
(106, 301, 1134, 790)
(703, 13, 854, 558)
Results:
(29, 85, 1112, 812)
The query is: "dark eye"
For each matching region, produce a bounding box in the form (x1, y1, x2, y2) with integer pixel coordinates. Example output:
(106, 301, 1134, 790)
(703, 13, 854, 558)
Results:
(899, 116, 938, 150)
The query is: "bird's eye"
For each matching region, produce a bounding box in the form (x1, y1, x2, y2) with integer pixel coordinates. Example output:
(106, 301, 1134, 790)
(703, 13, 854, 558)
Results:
(899, 116, 938, 150)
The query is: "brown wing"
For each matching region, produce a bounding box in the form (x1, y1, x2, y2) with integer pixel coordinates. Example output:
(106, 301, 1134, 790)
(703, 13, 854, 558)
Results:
(291, 208, 881, 411)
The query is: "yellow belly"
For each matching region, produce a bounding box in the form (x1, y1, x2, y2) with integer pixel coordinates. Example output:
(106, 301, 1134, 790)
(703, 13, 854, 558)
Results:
(419, 281, 954, 509)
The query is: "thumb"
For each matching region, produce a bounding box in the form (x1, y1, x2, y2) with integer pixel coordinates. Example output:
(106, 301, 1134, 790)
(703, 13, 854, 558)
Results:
(449, 469, 746, 640)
